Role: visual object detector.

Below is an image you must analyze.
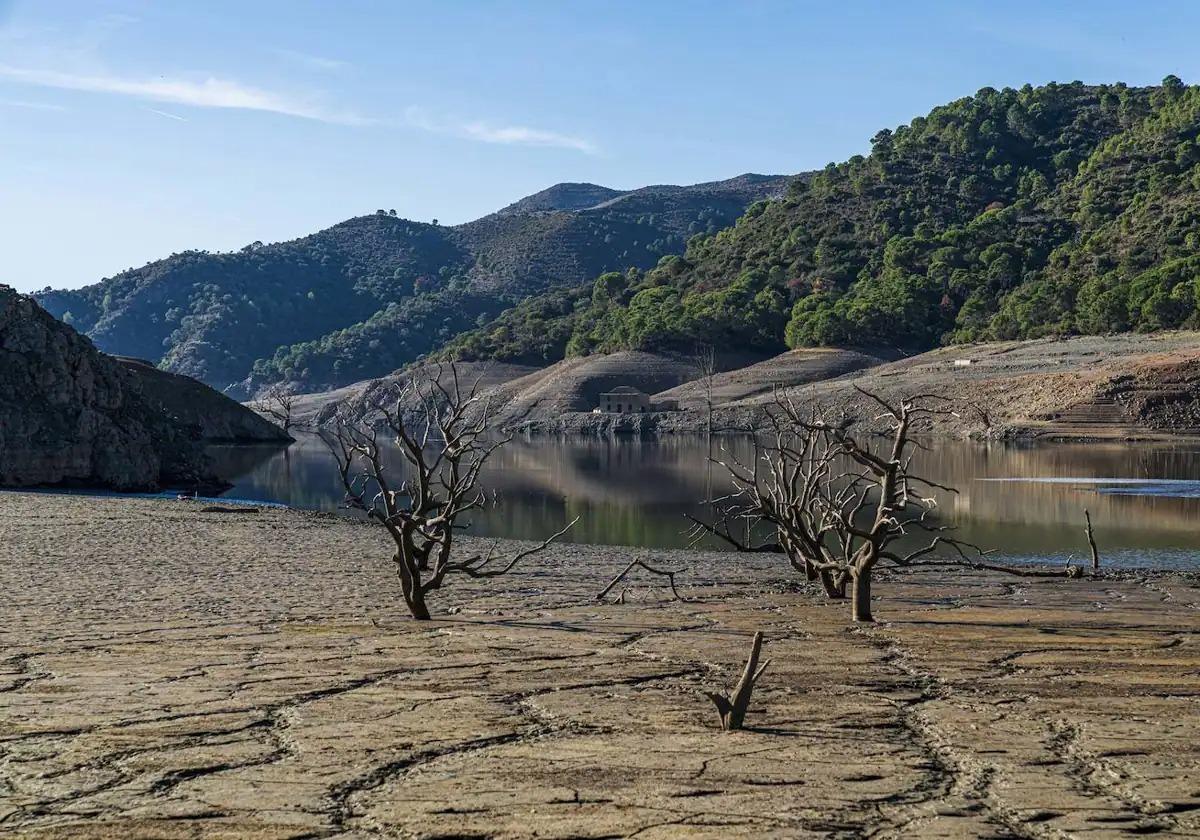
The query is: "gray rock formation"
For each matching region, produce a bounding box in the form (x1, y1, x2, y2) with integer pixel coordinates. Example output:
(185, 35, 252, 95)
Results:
(116, 357, 291, 443)
(0, 286, 284, 490)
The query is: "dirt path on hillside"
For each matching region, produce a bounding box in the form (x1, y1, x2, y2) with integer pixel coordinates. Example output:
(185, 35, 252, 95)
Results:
(1, 494, 1197, 838)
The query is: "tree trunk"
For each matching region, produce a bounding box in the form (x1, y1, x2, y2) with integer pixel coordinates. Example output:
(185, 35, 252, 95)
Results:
(851, 570, 873, 622)
(819, 569, 846, 599)
(395, 552, 431, 620)
(406, 591, 432, 621)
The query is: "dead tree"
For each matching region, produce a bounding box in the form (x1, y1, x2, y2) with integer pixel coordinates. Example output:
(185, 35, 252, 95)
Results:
(322, 363, 576, 620)
(704, 631, 769, 731)
(691, 343, 718, 439)
(252, 384, 301, 435)
(701, 389, 990, 622)
(1084, 509, 1100, 572)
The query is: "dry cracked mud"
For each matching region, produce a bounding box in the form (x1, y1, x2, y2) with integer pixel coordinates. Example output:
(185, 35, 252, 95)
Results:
(1, 493, 1198, 838)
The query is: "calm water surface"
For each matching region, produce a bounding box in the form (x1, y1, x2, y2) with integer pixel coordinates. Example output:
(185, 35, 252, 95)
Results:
(211, 435, 1200, 570)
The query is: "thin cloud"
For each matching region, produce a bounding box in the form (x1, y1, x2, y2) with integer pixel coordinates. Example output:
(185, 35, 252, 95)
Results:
(272, 48, 347, 72)
(404, 106, 597, 154)
(145, 106, 187, 121)
(0, 97, 66, 111)
(0, 64, 370, 125)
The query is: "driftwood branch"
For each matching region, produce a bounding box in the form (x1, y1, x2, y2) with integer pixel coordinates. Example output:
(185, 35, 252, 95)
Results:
(597, 558, 687, 601)
(703, 631, 769, 731)
(951, 559, 1084, 579)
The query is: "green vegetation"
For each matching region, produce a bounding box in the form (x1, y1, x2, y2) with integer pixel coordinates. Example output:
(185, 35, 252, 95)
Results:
(446, 79, 1200, 366)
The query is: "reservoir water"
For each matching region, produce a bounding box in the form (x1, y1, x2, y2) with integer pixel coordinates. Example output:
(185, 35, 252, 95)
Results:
(211, 434, 1200, 570)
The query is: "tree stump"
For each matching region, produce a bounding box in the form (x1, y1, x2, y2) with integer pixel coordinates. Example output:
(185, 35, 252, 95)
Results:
(703, 631, 769, 731)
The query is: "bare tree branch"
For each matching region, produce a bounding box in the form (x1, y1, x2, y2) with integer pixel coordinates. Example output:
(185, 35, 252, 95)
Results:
(597, 557, 688, 601)
(251, 384, 302, 435)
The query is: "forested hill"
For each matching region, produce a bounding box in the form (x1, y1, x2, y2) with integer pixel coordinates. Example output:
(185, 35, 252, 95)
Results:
(444, 78, 1200, 366)
(34, 174, 788, 394)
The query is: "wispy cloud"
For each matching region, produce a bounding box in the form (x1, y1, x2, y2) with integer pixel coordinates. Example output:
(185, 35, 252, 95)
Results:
(272, 48, 347, 72)
(0, 64, 370, 124)
(404, 106, 597, 154)
(144, 106, 187, 121)
(0, 97, 66, 111)
(0, 60, 595, 152)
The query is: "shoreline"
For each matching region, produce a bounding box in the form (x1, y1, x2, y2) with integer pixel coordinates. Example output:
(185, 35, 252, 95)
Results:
(2, 492, 1198, 837)
(15, 478, 1200, 572)
(509, 409, 1200, 442)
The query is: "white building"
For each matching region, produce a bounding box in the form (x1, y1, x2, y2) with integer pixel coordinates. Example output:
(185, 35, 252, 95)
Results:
(599, 386, 651, 414)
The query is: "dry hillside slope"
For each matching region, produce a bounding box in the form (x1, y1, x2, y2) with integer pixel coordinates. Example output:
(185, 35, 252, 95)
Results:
(656, 347, 891, 407)
(737, 332, 1200, 439)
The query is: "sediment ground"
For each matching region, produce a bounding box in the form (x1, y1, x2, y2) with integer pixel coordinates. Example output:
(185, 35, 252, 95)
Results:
(1, 493, 1198, 838)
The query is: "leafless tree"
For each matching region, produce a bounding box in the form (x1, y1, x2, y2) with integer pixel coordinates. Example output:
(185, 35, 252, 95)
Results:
(691, 343, 718, 438)
(322, 363, 577, 620)
(252, 384, 301, 436)
(696, 389, 992, 622)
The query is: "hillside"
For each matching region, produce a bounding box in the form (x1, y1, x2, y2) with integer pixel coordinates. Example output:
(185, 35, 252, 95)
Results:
(423, 333, 1200, 440)
(35, 174, 789, 396)
(0, 286, 282, 491)
(444, 78, 1200, 367)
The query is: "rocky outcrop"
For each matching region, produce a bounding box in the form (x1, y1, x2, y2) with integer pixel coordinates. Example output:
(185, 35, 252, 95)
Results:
(0, 286, 274, 491)
(116, 357, 291, 443)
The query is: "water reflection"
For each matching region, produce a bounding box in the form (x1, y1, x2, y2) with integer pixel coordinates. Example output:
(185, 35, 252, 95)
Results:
(208, 435, 1200, 569)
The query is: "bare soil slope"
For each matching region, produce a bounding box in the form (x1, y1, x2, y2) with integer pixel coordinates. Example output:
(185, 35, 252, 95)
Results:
(297, 361, 543, 426)
(655, 347, 890, 407)
(491, 351, 713, 418)
(2, 493, 1198, 838)
(738, 332, 1200, 439)
(312, 332, 1200, 440)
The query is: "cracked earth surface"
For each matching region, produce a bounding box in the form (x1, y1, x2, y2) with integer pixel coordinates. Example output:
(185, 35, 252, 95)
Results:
(1, 493, 1198, 838)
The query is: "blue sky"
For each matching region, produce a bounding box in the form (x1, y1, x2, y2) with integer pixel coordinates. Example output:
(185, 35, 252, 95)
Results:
(2, 1, 1198, 292)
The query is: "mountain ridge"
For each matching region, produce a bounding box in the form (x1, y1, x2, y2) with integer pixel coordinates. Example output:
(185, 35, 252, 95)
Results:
(34, 173, 791, 395)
